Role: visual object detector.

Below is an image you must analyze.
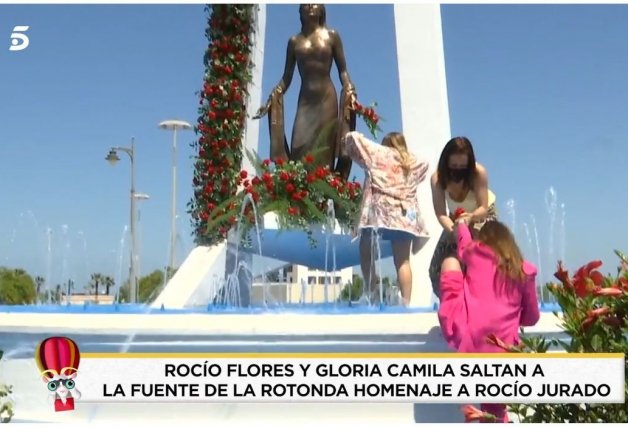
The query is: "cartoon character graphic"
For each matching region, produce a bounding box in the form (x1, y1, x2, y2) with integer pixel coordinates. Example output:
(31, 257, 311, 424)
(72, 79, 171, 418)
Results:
(34, 337, 81, 412)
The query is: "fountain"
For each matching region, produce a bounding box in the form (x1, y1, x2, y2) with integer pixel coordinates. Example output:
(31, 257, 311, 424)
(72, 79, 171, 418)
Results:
(0, 5, 568, 424)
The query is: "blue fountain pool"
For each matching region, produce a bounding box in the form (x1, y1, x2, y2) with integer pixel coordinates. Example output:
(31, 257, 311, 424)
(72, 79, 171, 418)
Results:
(0, 302, 561, 315)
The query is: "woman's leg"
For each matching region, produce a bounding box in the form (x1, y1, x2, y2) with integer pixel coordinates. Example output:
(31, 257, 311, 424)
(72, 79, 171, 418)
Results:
(438, 256, 466, 349)
(359, 230, 376, 300)
(429, 231, 456, 298)
(391, 239, 412, 305)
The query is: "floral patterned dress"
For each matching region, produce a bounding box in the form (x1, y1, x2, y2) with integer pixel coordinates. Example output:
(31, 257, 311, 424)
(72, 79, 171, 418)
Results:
(344, 131, 430, 242)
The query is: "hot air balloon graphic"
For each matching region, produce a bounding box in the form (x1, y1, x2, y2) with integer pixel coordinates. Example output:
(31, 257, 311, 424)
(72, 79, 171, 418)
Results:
(35, 337, 81, 412)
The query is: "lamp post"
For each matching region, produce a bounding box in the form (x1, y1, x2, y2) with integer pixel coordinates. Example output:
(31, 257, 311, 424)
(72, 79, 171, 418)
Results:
(133, 193, 150, 288)
(158, 119, 192, 274)
(105, 137, 139, 304)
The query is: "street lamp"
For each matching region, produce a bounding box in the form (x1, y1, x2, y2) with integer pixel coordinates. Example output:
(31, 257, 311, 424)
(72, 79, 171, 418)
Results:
(105, 137, 139, 304)
(133, 193, 150, 292)
(158, 119, 192, 273)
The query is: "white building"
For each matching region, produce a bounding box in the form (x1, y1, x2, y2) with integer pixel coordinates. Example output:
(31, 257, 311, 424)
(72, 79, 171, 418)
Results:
(252, 263, 354, 304)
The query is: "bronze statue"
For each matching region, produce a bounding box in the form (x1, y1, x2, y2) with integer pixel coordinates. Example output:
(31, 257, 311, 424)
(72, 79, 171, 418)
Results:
(254, 4, 357, 180)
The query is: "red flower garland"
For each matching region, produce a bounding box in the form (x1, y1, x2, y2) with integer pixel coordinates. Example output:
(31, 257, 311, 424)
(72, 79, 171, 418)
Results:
(189, 5, 256, 246)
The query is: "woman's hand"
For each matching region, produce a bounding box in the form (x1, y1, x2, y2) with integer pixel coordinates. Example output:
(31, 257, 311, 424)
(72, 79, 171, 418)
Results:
(456, 212, 473, 224)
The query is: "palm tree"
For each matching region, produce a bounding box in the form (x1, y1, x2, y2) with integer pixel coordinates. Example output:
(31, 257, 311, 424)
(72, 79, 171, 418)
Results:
(89, 273, 104, 302)
(103, 276, 115, 295)
(35, 276, 44, 302)
(65, 279, 74, 298)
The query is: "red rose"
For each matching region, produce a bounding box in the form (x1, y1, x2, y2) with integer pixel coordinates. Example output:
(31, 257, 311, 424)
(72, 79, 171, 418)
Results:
(274, 158, 284, 166)
(285, 183, 295, 193)
(454, 208, 466, 220)
(239, 170, 248, 179)
(304, 154, 314, 164)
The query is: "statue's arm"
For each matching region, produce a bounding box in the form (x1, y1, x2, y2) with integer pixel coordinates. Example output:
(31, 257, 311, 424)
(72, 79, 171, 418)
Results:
(331, 30, 355, 92)
(254, 36, 297, 119)
(277, 36, 297, 93)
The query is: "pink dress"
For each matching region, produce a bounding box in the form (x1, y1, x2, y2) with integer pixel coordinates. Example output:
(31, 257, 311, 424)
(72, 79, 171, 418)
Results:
(438, 222, 540, 421)
(344, 131, 430, 240)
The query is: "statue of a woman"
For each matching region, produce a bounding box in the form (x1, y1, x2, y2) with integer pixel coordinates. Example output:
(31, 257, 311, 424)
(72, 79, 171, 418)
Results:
(254, 4, 357, 180)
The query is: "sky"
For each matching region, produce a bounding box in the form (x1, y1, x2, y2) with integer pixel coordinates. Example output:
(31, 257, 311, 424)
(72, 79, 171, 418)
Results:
(0, 4, 626, 292)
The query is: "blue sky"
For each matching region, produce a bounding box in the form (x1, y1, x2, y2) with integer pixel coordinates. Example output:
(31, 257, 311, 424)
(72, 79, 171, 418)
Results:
(0, 4, 625, 292)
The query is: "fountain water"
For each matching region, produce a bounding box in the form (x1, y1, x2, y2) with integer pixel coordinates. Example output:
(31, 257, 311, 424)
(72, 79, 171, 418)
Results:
(77, 231, 91, 292)
(559, 202, 566, 265)
(522, 222, 533, 261)
(323, 199, 339, 305)
(45, 227, 53, 304)
(60, 225, 71, 300)
(211, 193, 266, 308)
(113, 225, 129, 303)
(505, 198, 516, 233)
(530, 215, 543, 297)
(544, 186, 558, 271)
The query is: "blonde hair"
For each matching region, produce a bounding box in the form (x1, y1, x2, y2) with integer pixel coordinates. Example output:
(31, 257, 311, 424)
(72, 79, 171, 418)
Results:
(382, 132, 412, 177)
(477, 221, 526, 283)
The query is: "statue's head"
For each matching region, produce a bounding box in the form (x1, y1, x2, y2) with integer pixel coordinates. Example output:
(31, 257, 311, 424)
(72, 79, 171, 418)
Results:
(299, 4, 326, 27)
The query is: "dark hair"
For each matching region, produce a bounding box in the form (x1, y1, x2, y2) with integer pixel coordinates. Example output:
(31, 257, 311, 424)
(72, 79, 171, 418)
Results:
(436, 136, 477, 190)
(299, 4, 326, 27)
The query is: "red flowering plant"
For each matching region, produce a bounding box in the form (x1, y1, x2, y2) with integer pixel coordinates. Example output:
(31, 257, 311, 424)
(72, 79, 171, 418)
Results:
(189, 5, 257, 247)
(205, 148, 363, 248)
(460, 405, 497, 423)
(353, 101, 382, 138)
(478, 250, 628, 423)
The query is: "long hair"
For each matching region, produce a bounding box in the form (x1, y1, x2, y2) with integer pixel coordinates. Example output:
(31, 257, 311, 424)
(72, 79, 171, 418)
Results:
(299, 4, 326, 28)
(477, 221, 526, 283)
(436, 136, 477, 190)
(382, 132, 412, 177)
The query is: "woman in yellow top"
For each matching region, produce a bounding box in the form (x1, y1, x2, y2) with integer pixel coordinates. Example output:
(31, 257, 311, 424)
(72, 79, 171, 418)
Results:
(430, 136, 498, 298)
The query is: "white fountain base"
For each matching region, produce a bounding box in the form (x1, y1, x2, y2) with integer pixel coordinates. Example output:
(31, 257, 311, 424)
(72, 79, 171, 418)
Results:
(0, 311, 561, 336)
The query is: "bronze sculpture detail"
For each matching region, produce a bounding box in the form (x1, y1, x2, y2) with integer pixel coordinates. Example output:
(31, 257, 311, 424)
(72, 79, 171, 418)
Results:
(254, 4, 357, 180)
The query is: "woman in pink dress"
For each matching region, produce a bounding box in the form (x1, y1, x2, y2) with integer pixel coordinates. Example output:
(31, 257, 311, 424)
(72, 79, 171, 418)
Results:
(438, 218, 540, 422)
(344, 131, 430, 306)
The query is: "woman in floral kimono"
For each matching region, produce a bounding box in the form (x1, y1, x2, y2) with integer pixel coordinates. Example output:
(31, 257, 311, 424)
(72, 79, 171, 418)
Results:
(344, 131, 430, 306)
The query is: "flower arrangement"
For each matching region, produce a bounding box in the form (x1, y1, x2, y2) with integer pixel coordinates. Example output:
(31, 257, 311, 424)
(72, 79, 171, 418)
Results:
(189, 5, 371, 248)
(189, 4, 257, 247)
(470, 250, 628, 423)
(353, 101, 382, 138)
(205, 149, 363, 248)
